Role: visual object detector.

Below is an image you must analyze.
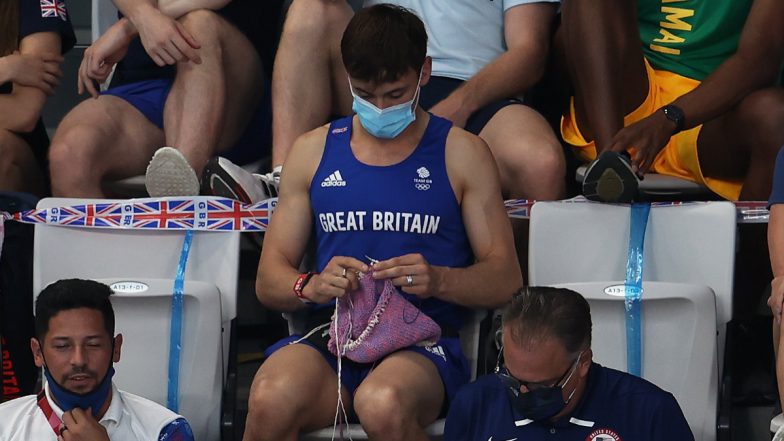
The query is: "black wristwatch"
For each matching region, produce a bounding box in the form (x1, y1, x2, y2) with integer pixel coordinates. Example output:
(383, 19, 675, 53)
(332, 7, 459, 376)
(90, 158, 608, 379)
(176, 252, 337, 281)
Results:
(661, 104, 685, 134)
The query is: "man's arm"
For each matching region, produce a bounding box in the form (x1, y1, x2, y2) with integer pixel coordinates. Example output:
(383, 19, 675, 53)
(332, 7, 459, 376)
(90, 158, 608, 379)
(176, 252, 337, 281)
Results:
(429, 2, 556, 128)
(609, 0, 784, 172)
(255, 127, 369, 311)
(109, 0, 235, 66)
(371, 130, 523, 308)
(0, 32, 61, 133)
(670, 0, 784, 130)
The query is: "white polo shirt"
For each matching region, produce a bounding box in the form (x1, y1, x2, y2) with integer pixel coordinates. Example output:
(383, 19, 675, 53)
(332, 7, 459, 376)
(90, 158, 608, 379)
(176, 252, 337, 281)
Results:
(363, 0, 560, 80)
(0, 382, 180, 441)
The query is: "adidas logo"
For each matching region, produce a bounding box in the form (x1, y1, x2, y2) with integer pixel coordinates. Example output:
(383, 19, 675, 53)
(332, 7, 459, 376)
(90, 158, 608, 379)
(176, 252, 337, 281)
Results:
(321, 170, 347, 187)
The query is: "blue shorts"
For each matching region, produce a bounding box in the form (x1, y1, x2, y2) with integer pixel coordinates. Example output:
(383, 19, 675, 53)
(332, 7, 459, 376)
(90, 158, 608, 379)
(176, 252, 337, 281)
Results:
(101, 78, 271, 165)
(420, 76, 523, 135)
(265, 333, 470, 412)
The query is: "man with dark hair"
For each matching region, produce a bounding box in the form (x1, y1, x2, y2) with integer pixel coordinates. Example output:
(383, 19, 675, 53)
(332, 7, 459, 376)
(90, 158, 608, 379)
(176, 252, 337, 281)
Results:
(0, 279, 195, 441)
(444, 287, 694, 441)
(244, 5, 521, 441)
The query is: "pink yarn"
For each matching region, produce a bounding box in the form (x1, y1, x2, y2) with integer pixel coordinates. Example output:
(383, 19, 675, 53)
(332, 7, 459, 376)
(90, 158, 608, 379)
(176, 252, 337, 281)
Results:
(328, 273, 441, 363)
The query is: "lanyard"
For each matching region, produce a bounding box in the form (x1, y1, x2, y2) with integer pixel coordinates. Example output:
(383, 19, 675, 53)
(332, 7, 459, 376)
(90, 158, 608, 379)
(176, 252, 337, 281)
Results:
(36, 389, 64, 436)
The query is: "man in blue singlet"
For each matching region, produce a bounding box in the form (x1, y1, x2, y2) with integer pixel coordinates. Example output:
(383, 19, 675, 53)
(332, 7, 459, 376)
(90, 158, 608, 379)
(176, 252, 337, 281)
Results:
(243, 5, 522, 441)
(444, 287, 694, 441)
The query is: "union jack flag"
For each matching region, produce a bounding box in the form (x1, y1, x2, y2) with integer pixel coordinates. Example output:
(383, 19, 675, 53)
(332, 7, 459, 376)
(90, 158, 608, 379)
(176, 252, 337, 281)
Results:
(14, 208, 47, 224)
(204, 199, 262, 231)
(40, 0, 67, 20)
(505, 199, 534, 219)
(131, 199, 195, 230)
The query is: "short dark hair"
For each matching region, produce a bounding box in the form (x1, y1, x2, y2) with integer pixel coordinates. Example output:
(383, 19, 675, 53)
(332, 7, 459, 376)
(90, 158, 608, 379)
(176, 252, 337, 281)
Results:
(502, 286, 592, 355)
(35, 279, 115, 340)
(341, 4, 427, 84)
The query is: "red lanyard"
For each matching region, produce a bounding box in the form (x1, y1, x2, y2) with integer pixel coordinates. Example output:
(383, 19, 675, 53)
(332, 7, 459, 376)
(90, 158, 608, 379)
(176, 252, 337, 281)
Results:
(36, 389, 64, 436)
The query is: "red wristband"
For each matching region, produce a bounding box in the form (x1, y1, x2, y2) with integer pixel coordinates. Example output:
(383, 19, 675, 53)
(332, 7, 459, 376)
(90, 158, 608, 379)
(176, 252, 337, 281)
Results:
(293, 272, 316, 303)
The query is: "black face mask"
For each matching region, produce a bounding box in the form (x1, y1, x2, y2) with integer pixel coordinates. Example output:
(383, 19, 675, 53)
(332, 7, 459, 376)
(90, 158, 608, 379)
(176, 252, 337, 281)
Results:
(496, 351, 583, 422)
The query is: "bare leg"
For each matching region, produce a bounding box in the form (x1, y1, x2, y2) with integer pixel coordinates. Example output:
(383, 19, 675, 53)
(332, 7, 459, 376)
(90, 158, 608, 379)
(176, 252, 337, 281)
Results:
(353, 351, 444, 441)
(163, 9, 264, 176)
(776, 318, 784, 411)
(243, 344, 348, 441)
(0, 129, 45, 196)
(479, 104, 565, 200)
(270, 0, 354, 168)
(697, 87, 784, 200)
(49, 95, 164, 197)
(561, 0, 648, 151)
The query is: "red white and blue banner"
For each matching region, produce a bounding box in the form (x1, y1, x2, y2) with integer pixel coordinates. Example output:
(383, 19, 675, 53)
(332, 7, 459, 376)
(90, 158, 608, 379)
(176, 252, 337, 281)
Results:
(0, 196, 769, 232)
(4, 197, 276, 232)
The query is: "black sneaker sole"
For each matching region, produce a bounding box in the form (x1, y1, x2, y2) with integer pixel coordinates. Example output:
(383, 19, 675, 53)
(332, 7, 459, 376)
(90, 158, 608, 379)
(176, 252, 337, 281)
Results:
(583, 151, 639, 203)
(200, 157, 253, 204)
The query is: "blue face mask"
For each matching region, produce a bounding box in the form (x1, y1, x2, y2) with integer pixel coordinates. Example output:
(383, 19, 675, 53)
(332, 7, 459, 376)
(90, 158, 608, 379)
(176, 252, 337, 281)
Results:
(44, 361, 115, 417)
(349, 70, 423, 139)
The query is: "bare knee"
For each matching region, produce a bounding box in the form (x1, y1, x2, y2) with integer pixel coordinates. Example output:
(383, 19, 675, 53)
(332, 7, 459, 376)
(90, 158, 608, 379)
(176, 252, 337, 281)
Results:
(178, 9, 223, 43)
(354, 384, 410, 438)
(737, 88, 784, 157)
(284, 0, 353, 38)
(49, 125, 105, 194)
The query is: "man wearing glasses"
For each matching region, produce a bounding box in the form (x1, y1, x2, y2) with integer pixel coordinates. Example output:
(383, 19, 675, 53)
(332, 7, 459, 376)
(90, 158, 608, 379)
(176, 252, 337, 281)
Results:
(444, 287, 694, 441)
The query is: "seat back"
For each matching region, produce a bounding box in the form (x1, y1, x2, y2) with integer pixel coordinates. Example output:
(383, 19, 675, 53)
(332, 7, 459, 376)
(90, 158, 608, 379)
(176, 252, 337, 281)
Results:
(33, 198, 240, 441)
(91, 0, 118, 43)
(529, 201, 735, 331)
(553, 281, 718, 441)
(96, 278, 223, 441)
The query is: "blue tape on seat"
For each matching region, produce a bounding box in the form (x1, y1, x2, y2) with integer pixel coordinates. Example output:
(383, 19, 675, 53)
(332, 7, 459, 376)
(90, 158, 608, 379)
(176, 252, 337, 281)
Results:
(167, 230, 194, 412)
(625, 203, 650, 377)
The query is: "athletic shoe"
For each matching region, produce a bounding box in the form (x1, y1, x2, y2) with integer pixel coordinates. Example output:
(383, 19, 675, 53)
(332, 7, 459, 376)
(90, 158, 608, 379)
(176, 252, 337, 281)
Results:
(201, 157, 278, 204)
(145, 147, 200, 197)
(582, 151, 640, 203)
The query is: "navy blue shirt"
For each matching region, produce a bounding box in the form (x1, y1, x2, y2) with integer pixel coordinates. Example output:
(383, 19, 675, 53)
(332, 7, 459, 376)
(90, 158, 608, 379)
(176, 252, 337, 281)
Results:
(444, 363, 695, 441)
(769, 147, 784, 208)
(2, 0, 76, 95)
(19, 0, 76, 54)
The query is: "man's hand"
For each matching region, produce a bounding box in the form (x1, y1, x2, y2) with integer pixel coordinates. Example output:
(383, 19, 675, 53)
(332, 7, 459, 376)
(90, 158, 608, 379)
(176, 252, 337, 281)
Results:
(429, 91, 473, 129)
(302, 256, 369, 303)
(57, 408, 109, 441)
(78, 20, 134, 98)
(371, 253, 443, 298)
(132, 7, 201, 66)
(769, 276, 784, 323)
(608, 110, 677, 175)
(0, 51, 63, 94)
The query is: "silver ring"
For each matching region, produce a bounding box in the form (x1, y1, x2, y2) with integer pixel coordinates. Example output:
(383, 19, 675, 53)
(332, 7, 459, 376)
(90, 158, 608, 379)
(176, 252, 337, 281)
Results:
(59, 425, 68, 435)
(341, 268, 347, 278)
(406, 274, 414, 286)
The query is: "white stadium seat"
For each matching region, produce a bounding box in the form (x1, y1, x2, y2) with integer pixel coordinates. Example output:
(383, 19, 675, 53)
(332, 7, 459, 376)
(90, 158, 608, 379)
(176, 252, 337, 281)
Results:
(33, 197, 240, 441)
(529, 200, 736, 441)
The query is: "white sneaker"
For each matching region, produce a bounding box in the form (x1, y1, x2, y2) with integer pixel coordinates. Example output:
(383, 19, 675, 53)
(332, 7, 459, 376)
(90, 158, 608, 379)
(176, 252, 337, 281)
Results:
(145, 147, 200, 197)
(202, 158, 279, 204)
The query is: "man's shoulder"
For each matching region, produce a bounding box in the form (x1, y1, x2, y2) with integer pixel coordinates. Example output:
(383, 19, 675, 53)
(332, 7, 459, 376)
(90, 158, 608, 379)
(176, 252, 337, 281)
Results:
(0, 394, 38, 414)
(592, 364, 678, 406)
(453, 373, 506, 405)
(117, 389, 179, 417)
(0, 395, 42, 437)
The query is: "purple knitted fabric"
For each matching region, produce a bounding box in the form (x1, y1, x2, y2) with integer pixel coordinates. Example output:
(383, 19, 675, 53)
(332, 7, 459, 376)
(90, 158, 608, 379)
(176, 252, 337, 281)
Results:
(328, 273, 441, 363)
